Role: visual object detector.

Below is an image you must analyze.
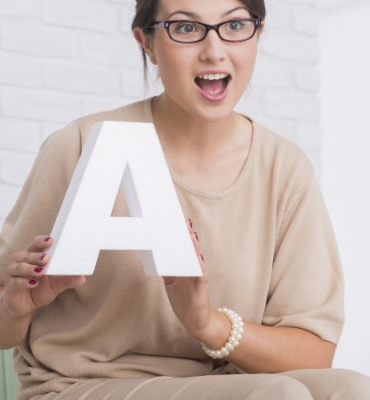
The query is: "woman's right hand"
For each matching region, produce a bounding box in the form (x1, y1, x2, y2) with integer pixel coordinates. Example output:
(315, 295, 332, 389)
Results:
(3, 235, 87, 320)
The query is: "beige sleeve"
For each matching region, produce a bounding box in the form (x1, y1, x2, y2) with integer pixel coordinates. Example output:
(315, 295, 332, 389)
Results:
(0, 122, 82, 286)
(262, 157, 345, 345)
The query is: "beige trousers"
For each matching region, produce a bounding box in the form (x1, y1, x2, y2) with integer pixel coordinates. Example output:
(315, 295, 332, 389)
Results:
(29, 368, 370, 400)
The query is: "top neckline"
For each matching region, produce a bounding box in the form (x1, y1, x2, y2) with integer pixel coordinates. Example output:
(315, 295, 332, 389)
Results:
(143, 96, 259, 199)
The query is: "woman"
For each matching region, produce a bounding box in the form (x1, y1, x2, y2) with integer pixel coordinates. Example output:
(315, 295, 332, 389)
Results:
(0, 0, 369, 399)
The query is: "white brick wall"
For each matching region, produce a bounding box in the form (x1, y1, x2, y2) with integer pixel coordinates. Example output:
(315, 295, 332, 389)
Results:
(239, 0, 321, 176)
(0, 0, 320, 229)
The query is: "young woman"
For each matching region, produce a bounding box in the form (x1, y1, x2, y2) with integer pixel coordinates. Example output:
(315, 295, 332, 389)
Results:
(1, 0, 370, 399)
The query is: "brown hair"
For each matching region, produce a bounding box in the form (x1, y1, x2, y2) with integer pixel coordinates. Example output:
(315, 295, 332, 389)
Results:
(131, 0, 266, 84)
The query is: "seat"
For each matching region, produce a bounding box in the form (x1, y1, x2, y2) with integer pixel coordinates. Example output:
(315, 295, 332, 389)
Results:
(0, 349, 18, 400)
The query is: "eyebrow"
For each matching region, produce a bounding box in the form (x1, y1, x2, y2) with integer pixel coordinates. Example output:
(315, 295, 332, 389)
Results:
(167, 7, 250, 20)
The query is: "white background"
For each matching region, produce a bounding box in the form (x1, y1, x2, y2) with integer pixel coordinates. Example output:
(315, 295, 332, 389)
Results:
(319, 0, 370, 375)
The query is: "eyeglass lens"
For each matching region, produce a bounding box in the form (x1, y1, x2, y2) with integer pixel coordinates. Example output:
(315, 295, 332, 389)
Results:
(168, 20, 257, 43)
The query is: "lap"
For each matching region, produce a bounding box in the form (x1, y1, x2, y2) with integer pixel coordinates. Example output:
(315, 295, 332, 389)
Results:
(280, 367, 370, 400)
(30, 368, 370, 400)
(30, 374, 312, 400)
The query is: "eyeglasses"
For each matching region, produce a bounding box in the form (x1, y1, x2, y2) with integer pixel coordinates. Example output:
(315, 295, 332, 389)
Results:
(147, 18, 262, 44)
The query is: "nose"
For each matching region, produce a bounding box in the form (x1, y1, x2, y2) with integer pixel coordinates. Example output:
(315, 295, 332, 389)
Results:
(198, 29, 226, 63)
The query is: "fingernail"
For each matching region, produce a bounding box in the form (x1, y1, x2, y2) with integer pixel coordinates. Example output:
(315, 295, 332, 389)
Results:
(29, 279, 38, 285)
(34, 267, 43, 273)
(44, 236, 51, 242)
(194, 231, 199, 241)
(39, 253, 47, 262)
(188, 218, 193, 229)
(200, 253, 204, 262)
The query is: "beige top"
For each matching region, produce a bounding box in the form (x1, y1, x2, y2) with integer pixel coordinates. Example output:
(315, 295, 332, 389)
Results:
(0, 98, 344, 400)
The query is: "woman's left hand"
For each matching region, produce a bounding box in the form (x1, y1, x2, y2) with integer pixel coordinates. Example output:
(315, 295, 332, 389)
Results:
(162, 219, 212, 339)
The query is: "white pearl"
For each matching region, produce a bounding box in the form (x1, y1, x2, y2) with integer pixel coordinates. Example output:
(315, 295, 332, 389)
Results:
(220, 347, 229, 356)
(225, 342, 234, 351)
(201, 308, 243, 360)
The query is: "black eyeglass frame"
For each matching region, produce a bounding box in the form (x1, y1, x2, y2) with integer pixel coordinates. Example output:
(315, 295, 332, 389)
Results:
(147, 18, 262, 44)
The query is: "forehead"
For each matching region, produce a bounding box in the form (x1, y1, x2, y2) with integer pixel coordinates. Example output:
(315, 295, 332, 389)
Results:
(156, 0, 251, 20)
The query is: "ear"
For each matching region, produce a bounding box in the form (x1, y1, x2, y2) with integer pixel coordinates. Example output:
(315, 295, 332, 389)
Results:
(133, 27, 158, 65)
(257, 20, 266, 36)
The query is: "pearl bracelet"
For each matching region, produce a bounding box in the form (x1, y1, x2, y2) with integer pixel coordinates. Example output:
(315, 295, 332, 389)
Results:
(201, 307, 244, 359)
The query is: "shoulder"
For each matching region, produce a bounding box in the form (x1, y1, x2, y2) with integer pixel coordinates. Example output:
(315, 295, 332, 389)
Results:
(257, 122, 312, 171)
(41, 98, 152, 158)
(253, 120, 315, 186)
(76, 98, 153, 145)
(248, 119, 319, 223)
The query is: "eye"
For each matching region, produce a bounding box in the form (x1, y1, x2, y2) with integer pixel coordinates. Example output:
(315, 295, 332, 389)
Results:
(175, 22, 198, 34)
(225, 20, 246, 31)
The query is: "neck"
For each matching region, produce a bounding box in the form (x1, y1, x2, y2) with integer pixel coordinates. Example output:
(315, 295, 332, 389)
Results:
(151, 93, 241, 158)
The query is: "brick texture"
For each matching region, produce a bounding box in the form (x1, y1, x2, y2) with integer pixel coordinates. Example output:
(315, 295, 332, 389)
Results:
(0, 0, 321, 229)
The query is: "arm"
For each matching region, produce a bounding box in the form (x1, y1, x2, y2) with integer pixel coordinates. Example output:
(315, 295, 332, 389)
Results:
(164, 222, 337, 373)
(0, 236, 87, 350)
(0, 122, 85, 349)
(0, 287, 33, 349)
(197, 156, 342, 372)
(195, 309, 336, 373)
(177, 155, 342, 373)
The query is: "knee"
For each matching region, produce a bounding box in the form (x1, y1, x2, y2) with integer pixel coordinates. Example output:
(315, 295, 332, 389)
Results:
(331, 369, 370, 399)
(246, 375, 313, 400)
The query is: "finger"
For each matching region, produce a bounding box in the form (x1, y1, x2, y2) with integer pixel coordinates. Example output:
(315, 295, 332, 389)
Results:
(7, 277, 39, 292)
(198, 253, 207, 276)
(191, 231, 201, 254)
(163, 276, 177, 286)
(186, 218, 199, 242)
(187, 218, 203, 271)
(26, 235, 53, 253)
(12, 251, 48, 267)
(7, 261, 45, 279)
(63, 275, 89, 290)
(42, 275, 87, 301)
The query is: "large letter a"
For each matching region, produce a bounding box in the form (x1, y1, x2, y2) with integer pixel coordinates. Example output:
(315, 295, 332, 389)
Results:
(45, 121, 202, 277)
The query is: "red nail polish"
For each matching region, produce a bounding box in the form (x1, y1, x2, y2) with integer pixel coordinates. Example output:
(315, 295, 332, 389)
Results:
(194, 232, 199, 241)
(44, 236, 51, 242)
(188, 218, 193, 229)
(34, 267, 43, 273)
(29, 280, 38, 285)
(39, 253, 47, 262)
(200, 253, 204, 262)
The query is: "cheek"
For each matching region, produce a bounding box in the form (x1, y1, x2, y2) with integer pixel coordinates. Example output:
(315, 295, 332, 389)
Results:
(156, 49, 194, 84)
(237, 45, 258, 78)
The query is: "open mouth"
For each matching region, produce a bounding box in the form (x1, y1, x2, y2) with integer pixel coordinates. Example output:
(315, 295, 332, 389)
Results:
(194, 73, 231, 98)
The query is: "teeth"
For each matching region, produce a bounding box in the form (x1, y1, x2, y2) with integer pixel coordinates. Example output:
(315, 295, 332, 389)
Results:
(198, 73, 228, 80)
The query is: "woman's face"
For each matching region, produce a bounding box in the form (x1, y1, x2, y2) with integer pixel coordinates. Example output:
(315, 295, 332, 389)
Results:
(140, 0, 260, 122)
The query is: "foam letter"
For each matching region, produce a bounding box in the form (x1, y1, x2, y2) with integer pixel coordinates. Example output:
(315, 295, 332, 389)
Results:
(45, 121, 202, 277)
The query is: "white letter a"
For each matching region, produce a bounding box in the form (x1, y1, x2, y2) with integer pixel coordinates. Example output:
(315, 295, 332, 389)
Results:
(45, 121, 202, 277)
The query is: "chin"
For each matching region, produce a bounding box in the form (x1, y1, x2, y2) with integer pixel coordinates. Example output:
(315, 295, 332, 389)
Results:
(193, 101, 238, 123)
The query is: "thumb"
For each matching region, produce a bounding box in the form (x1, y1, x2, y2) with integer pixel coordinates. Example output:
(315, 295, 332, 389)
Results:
(163, 276, 177, 286)
(53, 275, 88, 296)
